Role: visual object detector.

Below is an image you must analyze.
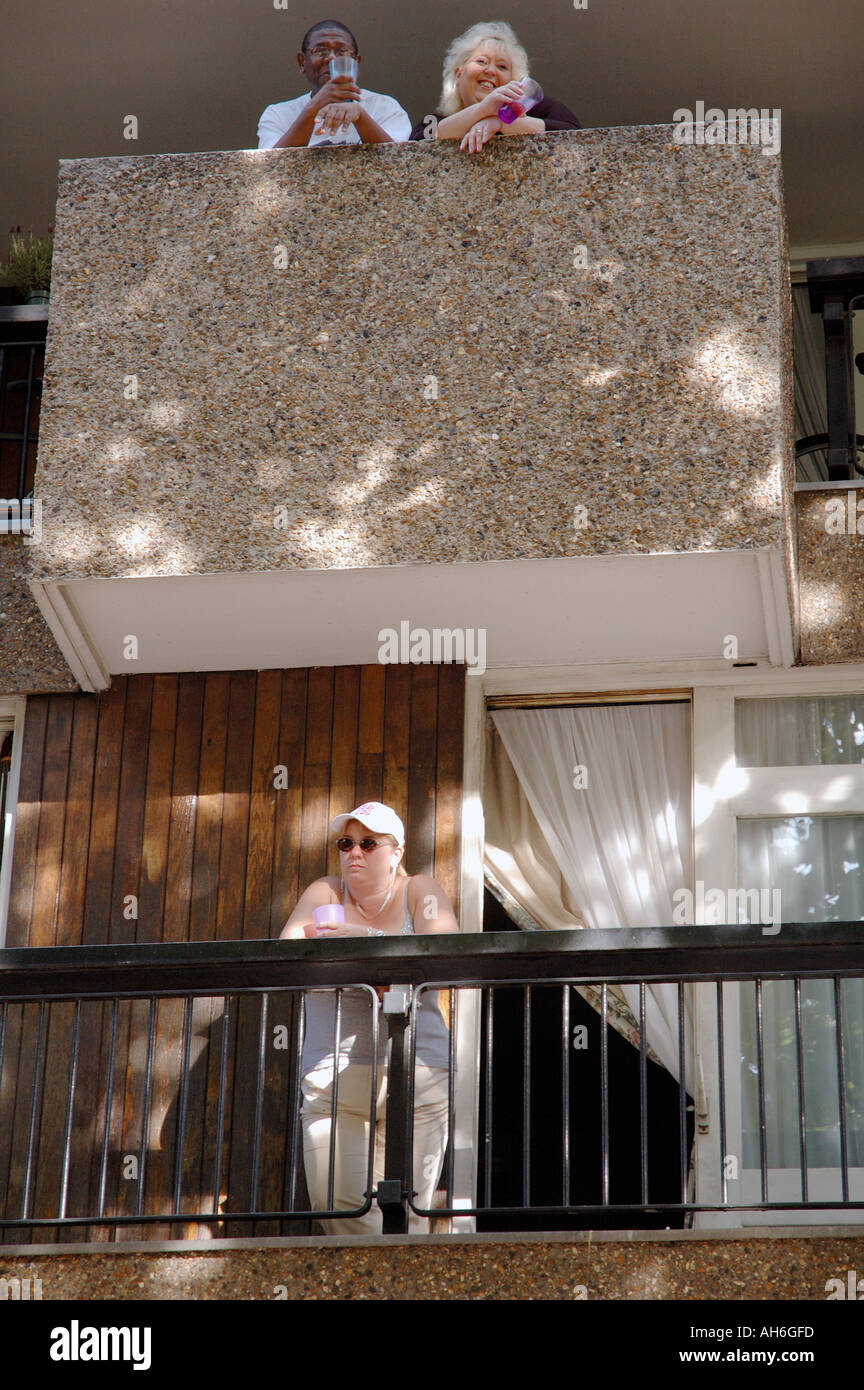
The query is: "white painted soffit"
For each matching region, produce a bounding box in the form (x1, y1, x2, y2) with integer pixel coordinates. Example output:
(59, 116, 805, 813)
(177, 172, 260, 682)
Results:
(29, 548, 795, 692)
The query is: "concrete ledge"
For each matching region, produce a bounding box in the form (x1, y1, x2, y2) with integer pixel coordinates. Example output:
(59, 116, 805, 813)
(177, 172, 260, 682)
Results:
(3, 1228, 863, 1300)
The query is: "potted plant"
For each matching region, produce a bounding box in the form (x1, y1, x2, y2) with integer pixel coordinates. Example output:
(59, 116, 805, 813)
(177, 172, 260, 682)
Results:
(0, 226, 53, 304)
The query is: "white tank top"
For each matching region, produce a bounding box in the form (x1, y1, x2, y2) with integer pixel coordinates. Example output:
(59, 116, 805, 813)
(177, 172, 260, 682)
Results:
(300, 879, 452, 1073)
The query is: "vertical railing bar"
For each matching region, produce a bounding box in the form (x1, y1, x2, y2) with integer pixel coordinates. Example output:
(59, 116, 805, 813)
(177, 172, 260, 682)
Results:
(325, 990, 343, 1213)
(286, 993, 304, 1212)
(793, 978, 808, 1203)
(483, 987, 493, 1210)
(248, 991, 269, 1217)
(754, 979, 768, 1205)
(21, 1001, 46, 1219)
(522, 985, 531, 1208)
(366, 986, 378, 1218)
(677, 981, 687, 1204)
(639, 981, 648, 1206)
(600, 983, 610, 1207)
(446, 989, 456, 1209)
(211, 995, 232, 1217)
(716, 981, 728, 1206)
(17, 345, 37, 502)
(406, 989, 418, 1216)
(136, 997, 158, 1218)
(97, 999, 119, 1218)
(171, 996, 194, 1215)
(58, 999, 82, 1219)
(834, 977, 850, 1204)
(562, 984, 570, 1208)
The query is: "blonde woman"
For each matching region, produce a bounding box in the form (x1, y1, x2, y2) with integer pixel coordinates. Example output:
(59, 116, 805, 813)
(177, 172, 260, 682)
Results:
(411, 21, 580, 151)
(281, 801, 458, 1233)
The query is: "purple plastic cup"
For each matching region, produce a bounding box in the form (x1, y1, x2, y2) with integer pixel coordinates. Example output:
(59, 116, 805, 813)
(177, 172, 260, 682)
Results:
(313, 904, 345, 928)
(498, 79, 543, 124)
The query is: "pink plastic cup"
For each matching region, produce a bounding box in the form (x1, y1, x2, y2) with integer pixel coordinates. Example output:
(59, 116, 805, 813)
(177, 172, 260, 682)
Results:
(309, 903, 345, 936)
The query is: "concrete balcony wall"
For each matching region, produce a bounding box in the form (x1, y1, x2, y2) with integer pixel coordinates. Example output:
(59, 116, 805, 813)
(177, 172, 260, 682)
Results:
(796, 484, 864, 663)
(17, 128, 797, 687)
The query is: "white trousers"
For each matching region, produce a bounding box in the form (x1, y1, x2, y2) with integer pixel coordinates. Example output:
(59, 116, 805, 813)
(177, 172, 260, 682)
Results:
(301, 1063, 450, 1235)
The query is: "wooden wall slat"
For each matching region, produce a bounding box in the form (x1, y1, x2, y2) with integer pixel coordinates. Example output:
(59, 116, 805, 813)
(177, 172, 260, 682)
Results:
(407, 664, 439, 876)
(2, 1002, 42, 1241)
(71, 998, 111, 1244)
(434, 666, 465, 914)
(243, 670, 282, 940)
(382, 664, 412, 853)
(215, 672, 255, 941)
(163, 674, 204, 943)
(111, 674, 153, 945)
(355, 664, 385, 801)
(137, 675, 178, 943)
(30, 695, 74, 947)
(82, 678, 127, 945)
(5, 696, 48, 946)
(298, 669, 333, 892)
(55, 698, 99, 947)
(32, 1000, 75, 1239)
(327, 666, 360, 880)
(189, 674, 229, 943)
(270, 669, 307, 937)
(0, 1002, 26, 1238)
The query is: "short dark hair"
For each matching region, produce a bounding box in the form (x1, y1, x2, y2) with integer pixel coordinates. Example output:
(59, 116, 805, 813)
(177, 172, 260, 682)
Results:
(301, 20, 358, 54)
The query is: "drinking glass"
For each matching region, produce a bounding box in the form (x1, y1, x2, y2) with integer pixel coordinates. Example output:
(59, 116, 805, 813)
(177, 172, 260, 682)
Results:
(498, 79, 544, 124)
(329, 56, 359, 82)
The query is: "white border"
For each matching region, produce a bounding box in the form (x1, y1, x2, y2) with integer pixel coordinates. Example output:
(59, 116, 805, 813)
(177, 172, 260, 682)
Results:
(27, 579, 109, 692)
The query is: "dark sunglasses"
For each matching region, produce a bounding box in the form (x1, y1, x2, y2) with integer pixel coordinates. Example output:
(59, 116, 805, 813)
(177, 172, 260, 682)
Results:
(335, 835, 389, 853)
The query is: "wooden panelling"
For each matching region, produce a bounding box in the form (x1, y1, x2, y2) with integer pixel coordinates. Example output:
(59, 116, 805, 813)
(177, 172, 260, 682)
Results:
(137, 675, 177, 944)
(82, 680, 126, 945)
(243, 669, 281, 940)
(56, 699, 99, 948)
(163, 674, 204, 944)
(189, 674, 229, 944)
(31, 695, 74, 947)
(1, 663, 466, 1241)
(5, 697, 48, 947)
(407, 664, 439, 877)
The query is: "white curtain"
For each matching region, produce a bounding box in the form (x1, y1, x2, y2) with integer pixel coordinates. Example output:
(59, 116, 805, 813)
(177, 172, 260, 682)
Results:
(489, 703, 693, 1086)
(736, 694, 864, 766)
(735, 691, 864, 1169)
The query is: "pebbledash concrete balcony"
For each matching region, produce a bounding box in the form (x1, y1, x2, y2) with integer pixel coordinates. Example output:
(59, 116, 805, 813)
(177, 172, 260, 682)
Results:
(21, 127, 797, 690)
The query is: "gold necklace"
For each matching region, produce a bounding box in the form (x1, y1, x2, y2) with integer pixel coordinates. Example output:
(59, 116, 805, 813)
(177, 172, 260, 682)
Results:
(342, 872, 395, 921)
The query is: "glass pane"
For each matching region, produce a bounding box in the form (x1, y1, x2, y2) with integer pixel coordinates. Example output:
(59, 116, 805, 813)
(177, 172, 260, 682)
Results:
(738, 815, 864, 1172)
(736, 695, 864, 766)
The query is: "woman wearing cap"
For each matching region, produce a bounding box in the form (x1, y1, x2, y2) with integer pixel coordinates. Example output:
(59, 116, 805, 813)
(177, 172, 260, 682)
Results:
(281, 801, 459, 1234)
(410, 20, 580, 152)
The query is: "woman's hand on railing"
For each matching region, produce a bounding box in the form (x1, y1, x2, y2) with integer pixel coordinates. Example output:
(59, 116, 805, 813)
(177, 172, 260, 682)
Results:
(460, 116, 503, 153)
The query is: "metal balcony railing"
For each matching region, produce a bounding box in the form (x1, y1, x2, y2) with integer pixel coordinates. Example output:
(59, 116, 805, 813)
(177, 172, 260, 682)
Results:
(0, 307, 46, 533)
(1, 926, 863, 1239)
(799, 258, 864, 480)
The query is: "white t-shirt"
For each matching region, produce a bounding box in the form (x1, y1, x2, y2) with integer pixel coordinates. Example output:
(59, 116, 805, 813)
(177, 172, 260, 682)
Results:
(257, 89, 412, 148)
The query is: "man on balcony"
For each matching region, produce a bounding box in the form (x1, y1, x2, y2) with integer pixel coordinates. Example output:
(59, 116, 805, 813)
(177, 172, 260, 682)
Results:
(258, 20, 411, 149)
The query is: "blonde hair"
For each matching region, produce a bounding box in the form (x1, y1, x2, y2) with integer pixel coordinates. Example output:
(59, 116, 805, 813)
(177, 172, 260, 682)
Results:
(438, 21, 530, 116)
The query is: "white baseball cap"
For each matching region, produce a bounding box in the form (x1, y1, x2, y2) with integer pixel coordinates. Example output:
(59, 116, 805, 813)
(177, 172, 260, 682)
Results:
(330, 801, 405, 846)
